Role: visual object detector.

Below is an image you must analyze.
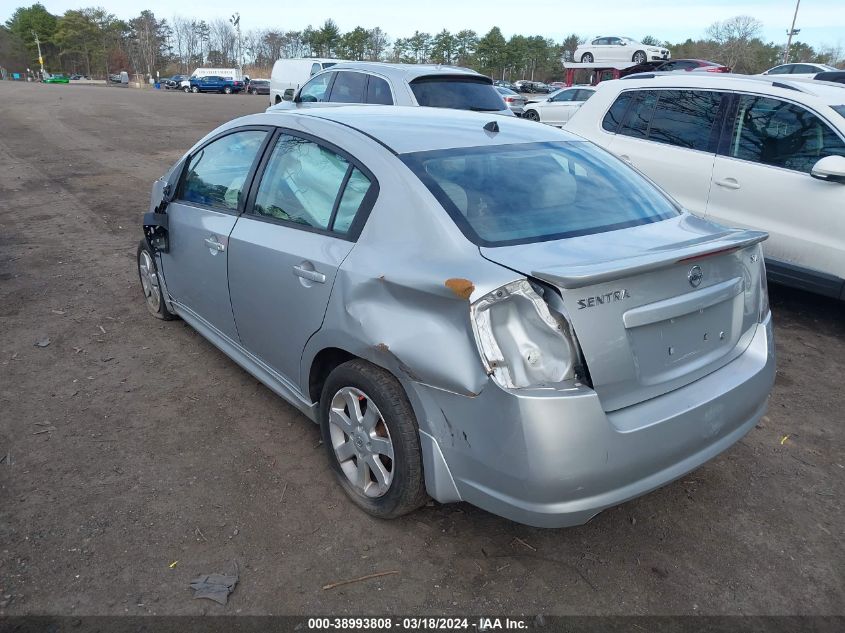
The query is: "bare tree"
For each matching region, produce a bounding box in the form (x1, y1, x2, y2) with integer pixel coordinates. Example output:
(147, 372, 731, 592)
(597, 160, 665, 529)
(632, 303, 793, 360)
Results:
(706, 15, 763, 73)
(208, 17, 236, 66)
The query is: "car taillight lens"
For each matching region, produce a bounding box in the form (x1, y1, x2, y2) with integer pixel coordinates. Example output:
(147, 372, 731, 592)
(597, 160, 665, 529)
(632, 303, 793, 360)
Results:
(759, 261, 770, 322)
(470, 279, 577, 389)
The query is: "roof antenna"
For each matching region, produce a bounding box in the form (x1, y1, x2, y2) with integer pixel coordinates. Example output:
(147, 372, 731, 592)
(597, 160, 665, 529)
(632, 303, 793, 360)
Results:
(483, 120, 500, 134)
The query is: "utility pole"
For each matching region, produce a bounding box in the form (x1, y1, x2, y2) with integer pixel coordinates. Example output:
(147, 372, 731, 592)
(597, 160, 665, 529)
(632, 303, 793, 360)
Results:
(32, 30, 45, 78)
(783, 0, 801, 64)
(230, 13, 242, 78)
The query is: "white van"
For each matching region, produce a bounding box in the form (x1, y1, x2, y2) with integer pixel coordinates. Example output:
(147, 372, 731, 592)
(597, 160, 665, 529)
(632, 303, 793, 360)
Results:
(269, 58, 345, 105)
(191, 68, 243, 81)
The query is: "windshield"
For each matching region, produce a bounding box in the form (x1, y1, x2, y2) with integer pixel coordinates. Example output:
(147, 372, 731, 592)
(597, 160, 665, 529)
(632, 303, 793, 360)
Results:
(401, 141, 679, 246)
(410, 76, 507, 112)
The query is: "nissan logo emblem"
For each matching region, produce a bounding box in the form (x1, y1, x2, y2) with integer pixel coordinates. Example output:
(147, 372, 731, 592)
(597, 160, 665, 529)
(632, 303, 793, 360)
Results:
(688, 265, 703, 288)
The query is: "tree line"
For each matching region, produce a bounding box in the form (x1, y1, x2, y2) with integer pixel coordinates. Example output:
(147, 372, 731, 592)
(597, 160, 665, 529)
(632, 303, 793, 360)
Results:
(2, 3, 843, 81)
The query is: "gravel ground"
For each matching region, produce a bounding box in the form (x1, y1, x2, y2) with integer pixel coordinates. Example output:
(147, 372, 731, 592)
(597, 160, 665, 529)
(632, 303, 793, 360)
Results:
(0, 82, 842, 616)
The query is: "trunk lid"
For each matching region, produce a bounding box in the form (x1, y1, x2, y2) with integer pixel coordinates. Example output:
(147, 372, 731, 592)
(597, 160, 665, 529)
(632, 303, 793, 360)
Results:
(480, 214, 767, 412)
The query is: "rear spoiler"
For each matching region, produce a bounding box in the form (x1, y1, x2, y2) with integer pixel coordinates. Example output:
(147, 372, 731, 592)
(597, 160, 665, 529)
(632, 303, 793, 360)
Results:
(532, 229, 767, 289)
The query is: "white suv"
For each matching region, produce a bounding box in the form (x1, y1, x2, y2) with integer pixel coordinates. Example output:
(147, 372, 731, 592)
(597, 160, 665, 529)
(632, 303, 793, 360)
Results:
(566, 74, 845, 299)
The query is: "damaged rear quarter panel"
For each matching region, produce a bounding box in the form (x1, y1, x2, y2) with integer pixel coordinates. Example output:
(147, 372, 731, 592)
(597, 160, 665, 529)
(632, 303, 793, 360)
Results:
(300, 145, 521, 418)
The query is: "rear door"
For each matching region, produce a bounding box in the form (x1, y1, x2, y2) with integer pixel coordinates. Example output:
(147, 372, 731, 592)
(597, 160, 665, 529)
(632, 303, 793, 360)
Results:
(706, 93, 845, 292)
(228, 130, 378, 385)
(604, 88, 726, 215)
(159, 127, 271, 340)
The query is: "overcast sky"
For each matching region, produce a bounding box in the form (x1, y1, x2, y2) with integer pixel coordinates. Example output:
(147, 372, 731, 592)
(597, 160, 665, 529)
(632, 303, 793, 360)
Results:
(2, 0, 843, 48)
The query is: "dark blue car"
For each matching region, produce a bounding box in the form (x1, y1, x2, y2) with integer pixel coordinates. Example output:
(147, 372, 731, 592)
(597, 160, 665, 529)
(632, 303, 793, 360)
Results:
(188, 75, 244, 94)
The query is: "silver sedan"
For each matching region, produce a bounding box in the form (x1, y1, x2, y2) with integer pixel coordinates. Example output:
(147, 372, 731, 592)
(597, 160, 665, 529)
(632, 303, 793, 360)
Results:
(139, 106, 774, 527)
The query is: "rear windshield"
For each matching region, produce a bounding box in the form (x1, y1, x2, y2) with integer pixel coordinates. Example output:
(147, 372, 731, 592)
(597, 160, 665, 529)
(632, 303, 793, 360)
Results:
(410, 76, 507, 112)
(401, 141, 679, 246)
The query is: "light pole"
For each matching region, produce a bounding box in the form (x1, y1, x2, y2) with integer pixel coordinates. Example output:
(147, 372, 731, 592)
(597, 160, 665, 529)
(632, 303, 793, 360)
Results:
(783, 0, 801, 64)
(230, 13, 242, 78)
(32, 30, 45, 78)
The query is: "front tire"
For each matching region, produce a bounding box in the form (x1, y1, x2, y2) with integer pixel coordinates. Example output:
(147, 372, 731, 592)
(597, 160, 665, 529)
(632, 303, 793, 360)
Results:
(320, 359, 428, 519)
(632, 51, 647, 64)
(183, 86, 190, 93)
(581, 52, 594, 63)
(137, 240, 175, 320)
(524, 109, 540, 122)
(191, 86, 198, 93)
(224, 86, 232, 94)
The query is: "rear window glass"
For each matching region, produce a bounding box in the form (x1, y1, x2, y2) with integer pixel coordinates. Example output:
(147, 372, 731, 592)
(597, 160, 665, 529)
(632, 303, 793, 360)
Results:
(410, 76, 506, 112)
(832, 105, 845, 118)
(366, 75, 393, 105)
(401, 141, 678, 247)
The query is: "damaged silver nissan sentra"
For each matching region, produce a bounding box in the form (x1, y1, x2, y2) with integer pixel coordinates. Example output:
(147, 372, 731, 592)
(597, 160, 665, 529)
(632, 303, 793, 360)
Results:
(139, 106, 775, 527)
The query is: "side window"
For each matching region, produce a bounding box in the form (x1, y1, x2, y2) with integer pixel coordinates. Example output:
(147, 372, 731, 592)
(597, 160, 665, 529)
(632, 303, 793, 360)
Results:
(366, 75, 393, 105)
(299, 72, 334, 102)
(608, 37, 621, 45)
(310, 63, 321, 76)
(576, 89, 595, 101)
(792, 64, 817, 74)
(591, 38, 601, 45)
(328, 71, 367, 103)
(646, 90, 721, 151)
(728, 95, 845, 173)
(178, 130, 267, 211)
(252, 134, 349, 231)
(552, 90, 576, 102)
(602, 92, 635, 132)
(333, 168, 373, 234)
(618, 90, 659, 139)
(767, 65, 790, 75)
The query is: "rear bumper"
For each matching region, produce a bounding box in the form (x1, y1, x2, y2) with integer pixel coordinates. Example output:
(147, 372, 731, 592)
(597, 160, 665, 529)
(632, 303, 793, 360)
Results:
(414, 314, 775, 527)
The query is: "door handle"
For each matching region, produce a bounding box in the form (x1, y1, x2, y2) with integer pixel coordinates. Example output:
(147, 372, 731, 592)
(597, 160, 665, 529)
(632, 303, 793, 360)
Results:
(204, 237, 225, 251)
(293, 265, 326, 284)
(714, 178, 741, 190)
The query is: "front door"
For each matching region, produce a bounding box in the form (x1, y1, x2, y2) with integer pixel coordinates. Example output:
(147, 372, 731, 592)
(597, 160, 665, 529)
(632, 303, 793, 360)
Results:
(228, 131, 376, 386)
(706, 94, 845, 287)
(159, 128, 269, 340)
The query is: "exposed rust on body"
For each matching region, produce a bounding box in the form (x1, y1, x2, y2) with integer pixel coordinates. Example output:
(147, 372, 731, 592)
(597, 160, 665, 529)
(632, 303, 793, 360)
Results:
(445, 278, 475, 301)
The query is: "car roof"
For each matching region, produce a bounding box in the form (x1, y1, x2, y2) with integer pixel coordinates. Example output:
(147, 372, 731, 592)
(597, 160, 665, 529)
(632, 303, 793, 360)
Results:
(604, 73, 845, 106)
(251, 105, 579, 154)
(326, 61, 485, 81)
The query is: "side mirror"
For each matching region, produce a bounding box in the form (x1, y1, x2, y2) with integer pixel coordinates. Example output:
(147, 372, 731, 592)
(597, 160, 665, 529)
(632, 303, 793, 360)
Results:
(810, 155, 845, 184)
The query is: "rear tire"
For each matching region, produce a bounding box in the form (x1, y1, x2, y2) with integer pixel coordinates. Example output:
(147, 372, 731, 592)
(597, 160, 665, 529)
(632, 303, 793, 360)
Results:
(632, 51, 647, 64)
(581, 53, 594, 63)
(224, 86, 232, 94)
(191, 86, 198, 93)
(183, 86, 190, 93)
(524, 109, 540, 122)
(319, 359, 428, 519)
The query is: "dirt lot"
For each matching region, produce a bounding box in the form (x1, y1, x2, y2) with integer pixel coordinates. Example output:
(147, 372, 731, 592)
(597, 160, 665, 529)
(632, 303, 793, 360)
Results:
(0, 82, 842, 617)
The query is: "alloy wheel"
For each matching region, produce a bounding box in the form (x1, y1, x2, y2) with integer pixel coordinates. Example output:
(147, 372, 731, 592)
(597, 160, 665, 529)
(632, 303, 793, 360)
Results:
(138, 249, 161, 313)
(328, 386, 394, 498)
